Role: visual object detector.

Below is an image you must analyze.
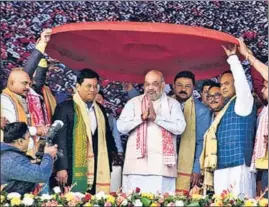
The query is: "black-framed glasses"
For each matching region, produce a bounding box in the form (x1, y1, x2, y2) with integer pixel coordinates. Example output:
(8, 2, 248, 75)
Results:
(207, 92, 222, 102)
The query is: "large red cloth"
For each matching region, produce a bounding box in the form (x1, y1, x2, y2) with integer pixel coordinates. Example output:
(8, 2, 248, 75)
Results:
(46, 21, 262, 92)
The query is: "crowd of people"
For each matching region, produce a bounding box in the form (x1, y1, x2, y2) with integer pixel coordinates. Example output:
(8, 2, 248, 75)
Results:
(0, 26, 268, 199)
(0, 0, 268, 200)
(1, 1, 268, 117)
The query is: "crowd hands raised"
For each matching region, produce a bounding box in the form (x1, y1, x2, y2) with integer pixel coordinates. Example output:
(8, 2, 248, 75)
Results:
(0, 25, 268, 202)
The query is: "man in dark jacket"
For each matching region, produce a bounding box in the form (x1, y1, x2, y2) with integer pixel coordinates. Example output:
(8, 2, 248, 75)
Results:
(0, 122, 57, 194)
(50, 68, 117, 194)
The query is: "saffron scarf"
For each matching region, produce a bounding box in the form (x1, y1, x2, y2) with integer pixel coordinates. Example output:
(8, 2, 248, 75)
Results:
(176, 96, 196, 192)
(72, 92, 110, 193)
(136, 94, 176, 166)
(2, 88, 38, 157)
(2, 88, 28, 123)
(200, 96, 235, 191)
(42, 86, 57, 124)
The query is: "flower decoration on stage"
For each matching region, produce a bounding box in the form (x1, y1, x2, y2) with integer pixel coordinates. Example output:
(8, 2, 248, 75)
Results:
(0, 187, 268, 207)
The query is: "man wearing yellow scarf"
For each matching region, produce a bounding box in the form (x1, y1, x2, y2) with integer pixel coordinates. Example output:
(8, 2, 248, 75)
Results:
(173, 71, 211, 193)
(201, 45, 256, 198)
(50, 69, 117, 194)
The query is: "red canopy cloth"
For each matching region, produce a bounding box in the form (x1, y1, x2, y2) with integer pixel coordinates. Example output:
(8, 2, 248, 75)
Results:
(47, 21, 262, 89)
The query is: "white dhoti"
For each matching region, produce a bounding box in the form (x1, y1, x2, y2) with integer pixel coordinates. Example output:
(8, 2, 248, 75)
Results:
(122, 175, 175, 194)
(110, 166, 122, 193)
(214, 164, 256, 198)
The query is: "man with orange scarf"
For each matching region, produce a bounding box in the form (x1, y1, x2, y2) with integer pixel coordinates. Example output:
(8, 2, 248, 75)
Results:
(1, 69, 49, 149)
(117, 70, 186, 194)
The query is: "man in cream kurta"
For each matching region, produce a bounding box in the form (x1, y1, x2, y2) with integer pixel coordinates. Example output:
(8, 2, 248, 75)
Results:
(117, 70, 186, 193)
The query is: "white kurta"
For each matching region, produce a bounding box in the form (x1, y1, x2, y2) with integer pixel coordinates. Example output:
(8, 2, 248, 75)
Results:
(213, 55, 256, 198)
(214, 164, 256, 198)
(122, 175, 175, 194)
(117, 93, 186, 193)
(1, 92, 37, 136)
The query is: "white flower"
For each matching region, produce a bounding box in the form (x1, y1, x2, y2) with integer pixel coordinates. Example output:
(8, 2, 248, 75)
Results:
(3, 203, 10, 207)
(93, 205, 100, 207)
(22, 197, 34, 206)
(127, 195, 132, 201)
(175, 200, 185, 207)
(133, 199, 143, 207)
(40, 194, 52, 201)
(53, 186, 61, 194)
(74, 192, 85, 199)
(121, 199, 128, 206)
(95, 191, 106, 200)
(168, 191, 175, 196)
(7, 192, 21, 200)
(127, 190, 133, 196)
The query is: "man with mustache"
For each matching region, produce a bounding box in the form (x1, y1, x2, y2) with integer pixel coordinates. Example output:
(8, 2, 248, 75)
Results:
(200, 80, 217, 107)
(1, 70, 49, 148)
(173, 71, 211, 193)
(206, 83, 225, 119)
(117, 70, 186, 193)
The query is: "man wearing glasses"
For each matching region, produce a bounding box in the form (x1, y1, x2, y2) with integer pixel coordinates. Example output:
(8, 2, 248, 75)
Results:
(206, 82, 225, 120)
(117, 70, 186, 193)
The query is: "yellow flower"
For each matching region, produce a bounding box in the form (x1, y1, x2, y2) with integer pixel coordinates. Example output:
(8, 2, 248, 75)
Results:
(24, 193, 35, 199)
(244, 200, 257, 207)
(52, 194, 57, 200)
(91, 195, 95, 200)
(106, 195, 115, 204)
(64, 192, 74, 202)
(215, 200, 223, 206)
(0, 195, 5, 203)
(150, 202, 158, 207)
(212, 194, 221, 200)
(84, 202, 92, 207)
(259, 198, 268, 207)
(11, 197, 21, 206)
(141, 192, 154, 200)
(191, 194, 203, 200)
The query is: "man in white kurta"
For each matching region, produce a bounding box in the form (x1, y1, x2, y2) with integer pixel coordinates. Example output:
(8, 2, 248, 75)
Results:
(117, 70, 186, 193)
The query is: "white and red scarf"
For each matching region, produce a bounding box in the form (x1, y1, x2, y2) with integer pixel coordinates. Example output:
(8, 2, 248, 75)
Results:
(27, 88, 50, 126)
(136, 94, 176, 166)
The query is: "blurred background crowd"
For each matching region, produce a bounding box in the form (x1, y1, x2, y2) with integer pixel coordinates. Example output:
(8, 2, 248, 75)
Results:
(1, 1, 268, 117)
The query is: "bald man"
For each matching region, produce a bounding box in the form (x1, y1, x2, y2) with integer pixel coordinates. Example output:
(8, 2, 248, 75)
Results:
(1, 69, 49, 142)
(117, 70, 186, 193)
